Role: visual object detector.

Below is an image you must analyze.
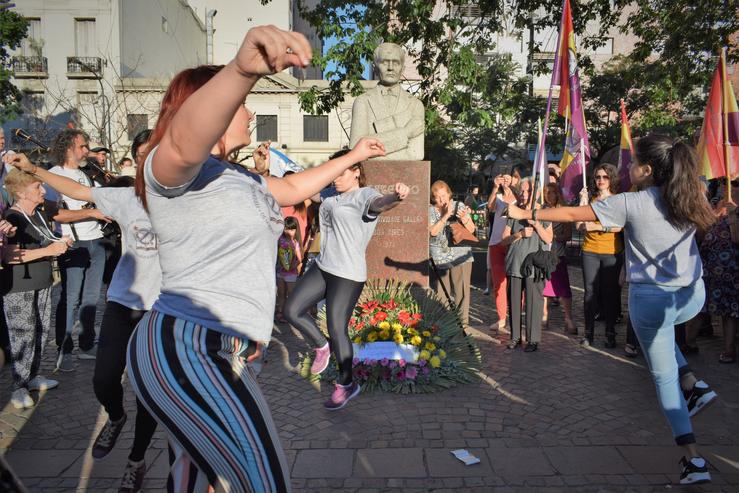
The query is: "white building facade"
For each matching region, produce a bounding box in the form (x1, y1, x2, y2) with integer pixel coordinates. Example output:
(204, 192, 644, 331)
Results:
(4, 0, 206, 164)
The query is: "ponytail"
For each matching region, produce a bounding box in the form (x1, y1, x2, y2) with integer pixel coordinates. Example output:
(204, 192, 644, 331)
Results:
(635, 134, 715, 231)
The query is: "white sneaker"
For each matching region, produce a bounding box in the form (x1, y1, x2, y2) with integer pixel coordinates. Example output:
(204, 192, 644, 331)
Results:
(28, 375, 59, 392)
(10, 388, 34, 409)
(78, 346, 98, 360)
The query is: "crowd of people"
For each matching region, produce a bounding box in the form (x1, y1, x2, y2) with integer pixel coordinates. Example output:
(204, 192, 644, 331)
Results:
(0, 23, 735, 492)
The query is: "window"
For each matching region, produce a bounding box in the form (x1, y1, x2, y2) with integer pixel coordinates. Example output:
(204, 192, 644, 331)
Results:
(20, 18, 42, 57)
(303, 115, 329, 142)
(74, 18, 96, 56)
(127, 114, 148, 140)
(454, 4, 482, 18)
(256, 115, 278, 142)
(592, 38, 614, 55)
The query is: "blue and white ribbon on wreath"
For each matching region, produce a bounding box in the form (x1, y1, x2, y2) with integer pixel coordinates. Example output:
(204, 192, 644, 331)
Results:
(269, 147, 303, 177)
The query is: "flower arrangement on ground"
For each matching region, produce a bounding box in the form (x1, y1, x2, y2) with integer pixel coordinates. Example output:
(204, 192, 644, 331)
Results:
(301, 280, 481, 393)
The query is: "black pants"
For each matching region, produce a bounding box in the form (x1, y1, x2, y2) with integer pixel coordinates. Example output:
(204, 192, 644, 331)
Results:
(582, 252, 623, 341)
(283, 266, 364, 386)
(92, 301, 157, 462)
(508, 276, 545, 344)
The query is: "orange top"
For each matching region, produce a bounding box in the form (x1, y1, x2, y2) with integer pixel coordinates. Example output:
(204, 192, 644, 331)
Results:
(583, 221, 624, 254)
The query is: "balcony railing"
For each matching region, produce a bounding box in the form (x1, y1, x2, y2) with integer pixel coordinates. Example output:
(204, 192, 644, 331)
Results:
(10, 56, 48, 77)
(67, 56, 104, 78)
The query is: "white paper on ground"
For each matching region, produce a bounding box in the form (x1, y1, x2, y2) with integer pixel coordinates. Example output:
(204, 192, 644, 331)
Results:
(450, 449, 480, 465)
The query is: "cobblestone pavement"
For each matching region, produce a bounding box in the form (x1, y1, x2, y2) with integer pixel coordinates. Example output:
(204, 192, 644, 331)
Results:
(1, 264, 738, 492)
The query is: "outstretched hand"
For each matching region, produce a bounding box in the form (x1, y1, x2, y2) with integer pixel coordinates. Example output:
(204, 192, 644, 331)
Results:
(3, 152, 35, 173)
(0, 219, 17, 238)
(395, 183, 410, 200)
(253, 140, 271, 175)
(350, 138, 386, 162)
(506, 203, 527, 220)
(234, 26, 312, 77)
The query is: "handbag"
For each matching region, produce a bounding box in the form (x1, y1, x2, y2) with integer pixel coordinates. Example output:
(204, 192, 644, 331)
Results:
(449, 202, 478, 246)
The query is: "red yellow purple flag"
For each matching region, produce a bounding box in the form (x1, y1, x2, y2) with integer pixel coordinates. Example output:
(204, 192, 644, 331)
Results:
(697, 49, 739, 180)
(617, 99, 635, 192)
(554, 0, 590, 202)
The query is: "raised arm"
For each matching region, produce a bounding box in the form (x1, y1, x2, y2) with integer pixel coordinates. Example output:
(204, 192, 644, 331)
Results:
(4, 153, 93, 203)
(152, 26, 312, 188)
(265, 138, 385, 207)
(507, 203, 597, 223)
(368, 183, 410, 214)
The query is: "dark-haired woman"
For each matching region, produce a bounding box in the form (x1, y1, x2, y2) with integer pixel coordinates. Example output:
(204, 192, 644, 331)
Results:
(284, 152, 409, 410)
(507, 134, 717, 485)
(126, 26, 387, 492)
(5, 129, 160, 493)
(575, 163, 623, 348)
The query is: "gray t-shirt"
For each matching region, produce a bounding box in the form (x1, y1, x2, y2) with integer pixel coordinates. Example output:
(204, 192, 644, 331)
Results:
(504, 218, 550, 278)
(144, 147, 283, 342)
(91, 187, 161, 310)
(316, 187, 382, 282)
(591, 186, 702, 286)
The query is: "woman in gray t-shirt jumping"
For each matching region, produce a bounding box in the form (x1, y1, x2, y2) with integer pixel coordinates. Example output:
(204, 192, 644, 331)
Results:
(284, 150, 409, 410)
(506, 134, 717, 486)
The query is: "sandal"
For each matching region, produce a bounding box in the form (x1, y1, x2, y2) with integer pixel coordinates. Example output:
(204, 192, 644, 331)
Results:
(624, 343, 638, 358)
(719, 351, 736, 364)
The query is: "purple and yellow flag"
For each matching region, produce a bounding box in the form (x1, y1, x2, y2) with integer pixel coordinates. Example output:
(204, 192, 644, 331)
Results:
(697, 49, 739, 179)
(554, 0, 590, 202)
(617, 99, 635, 192)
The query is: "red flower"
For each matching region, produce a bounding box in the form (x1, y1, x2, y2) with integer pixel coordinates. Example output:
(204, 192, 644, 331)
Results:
(375, 312, 388, 321)
(380, 298, 398, 310)
(412, 313, 423, 320)
(356, 322, 365, 330)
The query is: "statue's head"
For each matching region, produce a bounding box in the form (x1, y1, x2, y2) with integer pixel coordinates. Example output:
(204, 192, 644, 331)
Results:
(373, 43, 405, 86)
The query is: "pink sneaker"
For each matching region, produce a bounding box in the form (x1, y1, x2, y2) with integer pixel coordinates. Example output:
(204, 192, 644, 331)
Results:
(310, 343, 331, 375)
(324, 382, 361, 410)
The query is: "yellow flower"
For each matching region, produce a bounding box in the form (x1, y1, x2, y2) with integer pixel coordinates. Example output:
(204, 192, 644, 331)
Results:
(379, 330, 390, 340)
(408, 328, 418, 336)
(422, 330, 431, 337)
(392, 323, 403, 331)
(378, 321, 390, 330)
(366, 332, 378, 342)
(410, 335, 422, 346)
(393, 333, 404, 344)
(353, 336, 362, 343)
(438, 349, 447, 359)
(425, 342, 436, 351)
(419, 350, 431, 361)
(430, 355, 441, 368)
(433, 336, 441, 342)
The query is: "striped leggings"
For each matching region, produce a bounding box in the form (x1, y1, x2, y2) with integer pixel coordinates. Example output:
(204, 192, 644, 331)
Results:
(127, 310, 290, 493)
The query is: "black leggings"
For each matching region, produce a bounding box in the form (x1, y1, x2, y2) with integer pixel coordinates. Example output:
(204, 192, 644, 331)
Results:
(92, 301, 157, 462)
(283, 266, 365, 386)
(582, 251, 623, 340)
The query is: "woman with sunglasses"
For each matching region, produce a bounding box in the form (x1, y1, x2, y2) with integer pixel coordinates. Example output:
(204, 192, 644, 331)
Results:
(575, 163, 623, 348)
(506, 134, 717, 485)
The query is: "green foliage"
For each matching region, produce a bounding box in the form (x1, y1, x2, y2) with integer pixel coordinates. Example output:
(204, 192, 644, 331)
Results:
(0, 9, 28, 122)
(296, 0, 738, 168)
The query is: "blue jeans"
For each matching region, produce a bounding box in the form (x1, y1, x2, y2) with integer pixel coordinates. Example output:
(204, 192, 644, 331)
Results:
(629, 279, 705, 445)
(55, 238, 106, 354)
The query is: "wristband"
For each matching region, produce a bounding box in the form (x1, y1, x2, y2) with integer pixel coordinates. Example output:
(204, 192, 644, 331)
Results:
(531, 209, 538, 222)
(603, 226, 611, 233)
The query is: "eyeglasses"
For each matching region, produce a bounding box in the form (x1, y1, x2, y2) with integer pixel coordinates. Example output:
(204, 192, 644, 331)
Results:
(595, 175, 609, 180)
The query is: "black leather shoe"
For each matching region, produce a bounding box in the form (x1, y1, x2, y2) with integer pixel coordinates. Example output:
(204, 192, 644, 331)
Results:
(506, 339, 520, 350)
(524, 342, 538, 353)
(605, 338, 617, 349)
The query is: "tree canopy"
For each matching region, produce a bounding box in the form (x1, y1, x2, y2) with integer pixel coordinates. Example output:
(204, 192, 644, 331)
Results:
(296, 0, 738, 187)
(0, 7, 28, 123)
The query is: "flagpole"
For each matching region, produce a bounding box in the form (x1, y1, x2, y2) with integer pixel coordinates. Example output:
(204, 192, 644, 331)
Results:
(580, 139, 586, 190)
(721, 48, 732, 203)
(535, 0, 567, 205)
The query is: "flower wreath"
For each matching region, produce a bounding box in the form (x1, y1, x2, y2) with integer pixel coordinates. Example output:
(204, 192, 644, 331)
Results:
(301, 280, 481, 393)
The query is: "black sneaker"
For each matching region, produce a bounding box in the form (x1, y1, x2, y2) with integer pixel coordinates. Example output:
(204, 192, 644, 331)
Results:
(679, 456, 710, 484)
(604, 338, 617, 349)
(579, 338, 592, 348)
(92, 414, 127, 459)
(506, 339, 521, 350)
(683, 380, 717, 417)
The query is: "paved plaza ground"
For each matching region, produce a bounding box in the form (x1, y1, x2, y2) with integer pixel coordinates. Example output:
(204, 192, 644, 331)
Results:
(1, 264, 738, 492)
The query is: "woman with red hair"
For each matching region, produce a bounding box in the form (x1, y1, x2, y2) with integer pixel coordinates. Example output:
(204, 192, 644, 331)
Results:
(126, 26, 384, 492)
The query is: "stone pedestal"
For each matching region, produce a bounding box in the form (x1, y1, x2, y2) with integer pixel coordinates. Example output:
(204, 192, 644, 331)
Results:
(364, 160, 430, 287)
